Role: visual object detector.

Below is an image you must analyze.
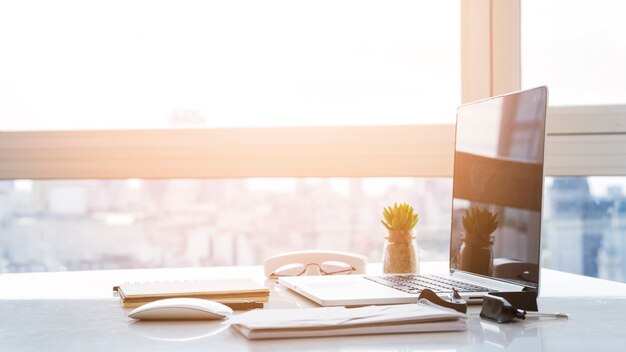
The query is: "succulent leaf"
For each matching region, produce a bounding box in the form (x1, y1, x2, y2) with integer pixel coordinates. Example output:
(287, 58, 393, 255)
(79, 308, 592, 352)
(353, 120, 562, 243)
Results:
(380, 202, 419, 233)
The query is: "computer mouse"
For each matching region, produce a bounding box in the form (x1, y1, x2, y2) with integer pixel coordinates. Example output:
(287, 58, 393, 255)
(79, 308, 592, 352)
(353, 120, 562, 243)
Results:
(128, 298, 233, 320)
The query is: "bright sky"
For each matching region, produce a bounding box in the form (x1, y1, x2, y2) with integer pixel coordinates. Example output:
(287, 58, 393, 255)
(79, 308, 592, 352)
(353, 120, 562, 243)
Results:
(2, 1, 625, 131)
(522, 0, 626, 106)
(0, 0, 460, 130)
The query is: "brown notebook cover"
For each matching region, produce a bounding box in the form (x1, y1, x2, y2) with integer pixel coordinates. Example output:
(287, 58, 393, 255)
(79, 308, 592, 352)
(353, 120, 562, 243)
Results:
(115, 278, 269, 299)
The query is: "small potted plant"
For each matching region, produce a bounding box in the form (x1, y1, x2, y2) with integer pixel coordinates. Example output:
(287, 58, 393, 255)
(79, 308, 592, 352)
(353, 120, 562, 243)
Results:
(381, 202, 420, 274)
(458, 206, 498, 276)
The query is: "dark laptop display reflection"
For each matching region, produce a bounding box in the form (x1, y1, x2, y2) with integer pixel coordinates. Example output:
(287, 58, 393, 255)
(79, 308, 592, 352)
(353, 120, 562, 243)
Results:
(450, 87, 548, 289)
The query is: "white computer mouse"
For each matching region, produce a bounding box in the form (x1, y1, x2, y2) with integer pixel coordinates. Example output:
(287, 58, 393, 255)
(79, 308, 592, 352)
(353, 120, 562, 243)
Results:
(128, 298, 233, 320)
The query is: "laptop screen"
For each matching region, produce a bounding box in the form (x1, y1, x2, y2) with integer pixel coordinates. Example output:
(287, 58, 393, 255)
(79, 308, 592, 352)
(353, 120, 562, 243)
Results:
(449, 87, 548, 289)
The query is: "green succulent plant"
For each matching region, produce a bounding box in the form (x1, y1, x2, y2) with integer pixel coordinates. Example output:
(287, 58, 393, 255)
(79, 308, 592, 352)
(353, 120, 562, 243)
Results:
(381, 202, 419, 232)
(462, 206, 498, 242)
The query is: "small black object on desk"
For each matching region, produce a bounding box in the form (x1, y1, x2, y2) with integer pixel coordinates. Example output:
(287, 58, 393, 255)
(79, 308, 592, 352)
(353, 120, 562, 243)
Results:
(487, 291, 538, 311)
(418, 289, 467, 313)
(480, 293, 569, 323)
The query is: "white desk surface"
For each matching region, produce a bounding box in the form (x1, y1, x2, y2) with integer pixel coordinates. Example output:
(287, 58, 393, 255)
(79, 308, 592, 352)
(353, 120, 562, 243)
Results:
(2, 262, 626, 351)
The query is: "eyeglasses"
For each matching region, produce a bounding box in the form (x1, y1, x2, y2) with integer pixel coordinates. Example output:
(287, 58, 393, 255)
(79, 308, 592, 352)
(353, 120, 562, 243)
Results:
(263, 250, 367, 278)
(269, 261, 356, 278)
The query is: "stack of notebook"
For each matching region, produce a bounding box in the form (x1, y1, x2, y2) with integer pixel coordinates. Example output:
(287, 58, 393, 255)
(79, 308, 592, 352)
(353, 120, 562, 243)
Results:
(114, 278, 270, 310)
(229, 300, 467, 339)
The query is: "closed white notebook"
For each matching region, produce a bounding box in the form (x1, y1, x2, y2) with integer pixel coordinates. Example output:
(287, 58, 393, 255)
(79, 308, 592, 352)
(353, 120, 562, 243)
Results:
(116, 279, 269, 299)
(229, 301, 467, 339)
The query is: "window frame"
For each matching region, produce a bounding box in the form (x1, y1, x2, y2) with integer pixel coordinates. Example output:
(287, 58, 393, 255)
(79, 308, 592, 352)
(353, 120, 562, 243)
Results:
(545, 105, 626, 176)
(0, 125, 455, 179)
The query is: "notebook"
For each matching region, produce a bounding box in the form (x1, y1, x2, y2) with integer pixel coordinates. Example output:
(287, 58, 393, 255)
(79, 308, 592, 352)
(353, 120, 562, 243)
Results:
(229, 300, 467, 339)
(279, 86, 548, 306)
(114, 278, 270, 309)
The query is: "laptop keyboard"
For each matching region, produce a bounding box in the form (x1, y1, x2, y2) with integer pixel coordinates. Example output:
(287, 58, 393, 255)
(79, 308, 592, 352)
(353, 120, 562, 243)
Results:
(365, 274, 491, 294)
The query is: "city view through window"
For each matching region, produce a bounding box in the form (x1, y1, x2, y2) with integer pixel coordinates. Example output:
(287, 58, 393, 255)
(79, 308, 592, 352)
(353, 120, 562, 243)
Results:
(2, 176, 626, 284)
(543, 177, 626, 282)
(0, 178, 453, 273)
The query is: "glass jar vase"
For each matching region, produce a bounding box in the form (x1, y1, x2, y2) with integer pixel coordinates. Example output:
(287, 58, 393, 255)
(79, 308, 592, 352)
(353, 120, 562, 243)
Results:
(382, 231, 420, 274)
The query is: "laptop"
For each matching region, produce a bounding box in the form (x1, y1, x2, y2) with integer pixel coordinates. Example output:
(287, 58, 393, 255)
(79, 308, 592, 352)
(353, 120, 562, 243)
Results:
(279, 86, 549, 306)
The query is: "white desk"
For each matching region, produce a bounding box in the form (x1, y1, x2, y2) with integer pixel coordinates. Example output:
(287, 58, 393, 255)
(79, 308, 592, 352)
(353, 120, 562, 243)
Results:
(2, 262, 626, 351)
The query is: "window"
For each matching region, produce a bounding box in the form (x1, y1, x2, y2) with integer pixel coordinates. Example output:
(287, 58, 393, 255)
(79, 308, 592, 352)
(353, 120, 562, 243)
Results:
(0, 1, 462, 274)
(16, 1, 625, 282)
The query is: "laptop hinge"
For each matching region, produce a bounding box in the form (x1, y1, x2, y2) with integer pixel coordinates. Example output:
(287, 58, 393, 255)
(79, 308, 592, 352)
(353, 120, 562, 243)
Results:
(451, 271, 525, 292)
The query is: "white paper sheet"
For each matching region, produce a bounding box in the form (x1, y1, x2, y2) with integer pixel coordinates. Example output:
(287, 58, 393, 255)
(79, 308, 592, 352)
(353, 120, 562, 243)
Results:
(228, 302, 465, 329)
